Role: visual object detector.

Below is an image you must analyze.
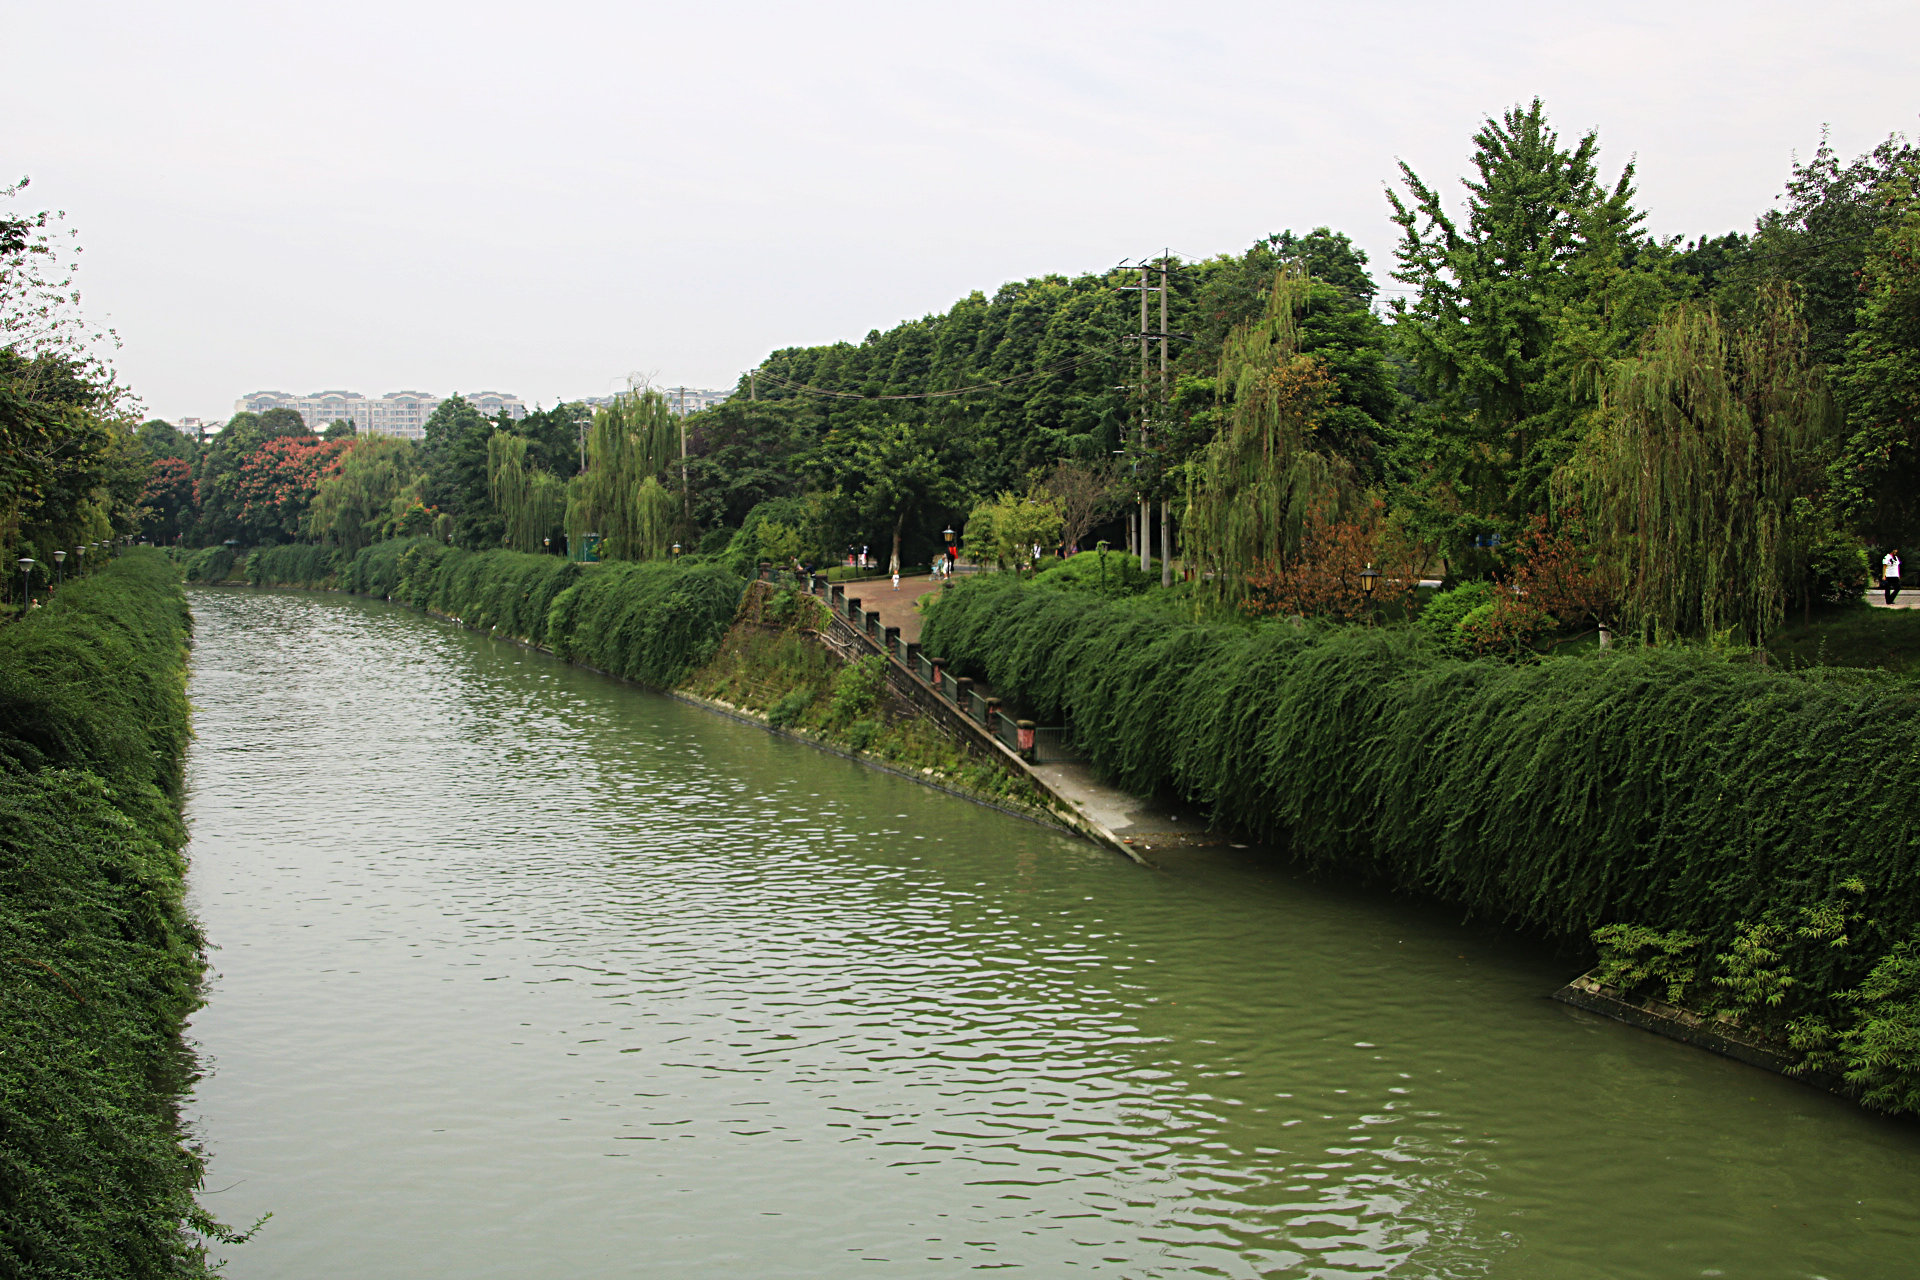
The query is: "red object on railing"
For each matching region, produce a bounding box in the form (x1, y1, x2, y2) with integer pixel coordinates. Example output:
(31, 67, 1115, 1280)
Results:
(1017, 723, 1035, 752)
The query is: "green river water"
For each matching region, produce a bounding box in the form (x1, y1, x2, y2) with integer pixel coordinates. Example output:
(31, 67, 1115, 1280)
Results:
(182, 587, 1920, 1278)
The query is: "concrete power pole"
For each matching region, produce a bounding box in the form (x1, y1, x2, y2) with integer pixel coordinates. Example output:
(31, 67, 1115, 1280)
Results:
(1159, 252, 1173, 588)
(1139, 264, 1151, 573)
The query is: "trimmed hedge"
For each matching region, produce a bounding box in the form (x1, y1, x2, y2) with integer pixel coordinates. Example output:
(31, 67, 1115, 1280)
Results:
(923, 573, 1920, 1112)
(0, 551, 229, 1275)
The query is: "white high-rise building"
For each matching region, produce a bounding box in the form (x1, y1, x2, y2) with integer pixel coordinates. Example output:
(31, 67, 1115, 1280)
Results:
(232, 389, 528, 440)
(577, 387, 732, 416)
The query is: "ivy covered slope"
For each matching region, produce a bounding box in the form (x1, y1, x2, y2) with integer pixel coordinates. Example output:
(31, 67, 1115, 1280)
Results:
(0, 551, 228, 1276)
(250, 538, 745, 689)
(923, 574, 1920, 1113)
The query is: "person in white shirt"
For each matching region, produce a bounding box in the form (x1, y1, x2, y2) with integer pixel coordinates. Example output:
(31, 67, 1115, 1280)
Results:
(1884, 549, 1902, 605)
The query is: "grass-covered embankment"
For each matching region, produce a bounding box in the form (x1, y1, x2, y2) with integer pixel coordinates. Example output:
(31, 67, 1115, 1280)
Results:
(0, 550, 241, 1276)
(682, 584, 1052, 817)
(924, 573, 1920, 1114)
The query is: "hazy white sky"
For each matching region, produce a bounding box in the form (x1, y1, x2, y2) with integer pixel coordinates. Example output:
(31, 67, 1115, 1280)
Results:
(6, 0, 1916, 420)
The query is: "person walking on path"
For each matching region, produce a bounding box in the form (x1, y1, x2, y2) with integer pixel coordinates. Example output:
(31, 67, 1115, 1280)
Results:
(1885, 549, 1903, 605)
(891, 569, 900, 591)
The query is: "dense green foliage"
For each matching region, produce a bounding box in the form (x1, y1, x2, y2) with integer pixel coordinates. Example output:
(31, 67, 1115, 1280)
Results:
(0, 551, 234, 1275)
(923, 574, 1920, 1110)
(245, 542, 342, 588)
(249, 537, 746, 688)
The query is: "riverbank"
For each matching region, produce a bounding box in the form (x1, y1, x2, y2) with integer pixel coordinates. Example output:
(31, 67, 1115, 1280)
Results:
(922, 572, 1920, 1117)
(235, 540, 1070, 833)
(0, 551, 241, 1277)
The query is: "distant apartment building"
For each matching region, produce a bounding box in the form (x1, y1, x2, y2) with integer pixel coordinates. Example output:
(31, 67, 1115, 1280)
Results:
(577, 386, 732, 416)
(232, 389, 528, 440)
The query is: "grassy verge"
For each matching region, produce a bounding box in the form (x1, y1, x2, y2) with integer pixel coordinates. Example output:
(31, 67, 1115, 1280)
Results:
(1767, 603, 1920, 675)
(0, 551, 245, 1276)
(682, 594, 1054, 820)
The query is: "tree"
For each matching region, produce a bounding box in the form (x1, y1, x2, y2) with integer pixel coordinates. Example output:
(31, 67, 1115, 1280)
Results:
(307, 435, 421, 553)
(139, 456, 195, 543)
(811, 420, 959, 574)
(1182, 266, 1361, 597)
(566, 389, 680, 561)
(1749, 131, 1919, 367)
(1040, 456, 1123, 553)
(229, 436, 349, 544)
(1830, 164, 1920, 546)
(323, 418, 356, 440)
(419, 395, 499, 548)
(1577, 290, 1835, 642)
(1387, 99, 1661, 555)
(135, 418, 195, 462)
(963, 487, 1063, 573)
(486, 431, 566, 553)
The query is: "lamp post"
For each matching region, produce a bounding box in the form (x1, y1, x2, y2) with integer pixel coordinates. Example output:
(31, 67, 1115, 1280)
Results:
(1360, 563, 1379, 621)
(16, 557, 33, 608)
(671, 542, 681, 558)
(52, 549, 65, 586)
(73, 545, 84, 576)
(543, 536, 550, 554)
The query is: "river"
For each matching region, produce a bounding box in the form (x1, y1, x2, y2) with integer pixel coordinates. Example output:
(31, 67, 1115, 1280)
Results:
(182, 587, 1920, 1278)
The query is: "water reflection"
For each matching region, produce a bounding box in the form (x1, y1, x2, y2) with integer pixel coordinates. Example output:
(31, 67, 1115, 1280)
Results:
(184, 588, 1920, 1279)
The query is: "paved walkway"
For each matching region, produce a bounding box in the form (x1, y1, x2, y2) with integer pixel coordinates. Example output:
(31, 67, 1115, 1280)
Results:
(1867, 591, 1920, 609)
(833, 573, 944, 643)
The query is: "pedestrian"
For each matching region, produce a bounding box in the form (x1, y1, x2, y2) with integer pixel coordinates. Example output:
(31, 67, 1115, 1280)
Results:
(891, 568, 900, 591)
(1885, 548, 1903, 605)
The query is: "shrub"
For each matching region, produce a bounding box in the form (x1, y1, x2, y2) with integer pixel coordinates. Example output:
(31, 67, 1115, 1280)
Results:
(830, 654, 887, 724)
(182, 545, 235, 583)
(245, 543, 342, 587)
(1414, 580, 1492, 654)
(766, 687, 813, 728)
(1030, 549, 1158, 598)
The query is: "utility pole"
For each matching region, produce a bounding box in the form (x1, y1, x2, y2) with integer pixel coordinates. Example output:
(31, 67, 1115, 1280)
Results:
(1159, 251, 1173, 588)
(1139, 263, 1151, 574)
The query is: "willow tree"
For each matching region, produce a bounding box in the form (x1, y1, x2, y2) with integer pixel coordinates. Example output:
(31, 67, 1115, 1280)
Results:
(1578, 289, 1835, 643)
(1182, 264, 1359, 598)
(307, 435, 420, 554)
(566, 389, 679, 560)
(488, 432, 567, 552)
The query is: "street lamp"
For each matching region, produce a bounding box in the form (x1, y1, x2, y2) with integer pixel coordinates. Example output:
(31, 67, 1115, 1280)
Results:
(543, 536, 550, 554)
(16, 557, 33, 608)
(52, 549, 65, 586)
(671, 542, 681, 558)
(1360, 564, 1379, 620)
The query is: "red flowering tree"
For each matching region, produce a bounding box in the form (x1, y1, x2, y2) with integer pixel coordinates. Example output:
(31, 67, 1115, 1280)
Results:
(140, 456, 196, 543)
(231, 437, 349, 542)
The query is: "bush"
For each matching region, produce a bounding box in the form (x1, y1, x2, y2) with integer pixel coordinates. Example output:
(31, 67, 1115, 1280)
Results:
(246, 543, 343, 588)
(0, 551, 233, 1275)
(1413, 580, 1492, 654)
(830, 654, 887, 724)
(922, 573, 1920, 1113)
(1030, 549, 1158, 598)
(545, 560, 745, 687)
(766, 686, 813, 727)
(182, 545, 235, 583)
